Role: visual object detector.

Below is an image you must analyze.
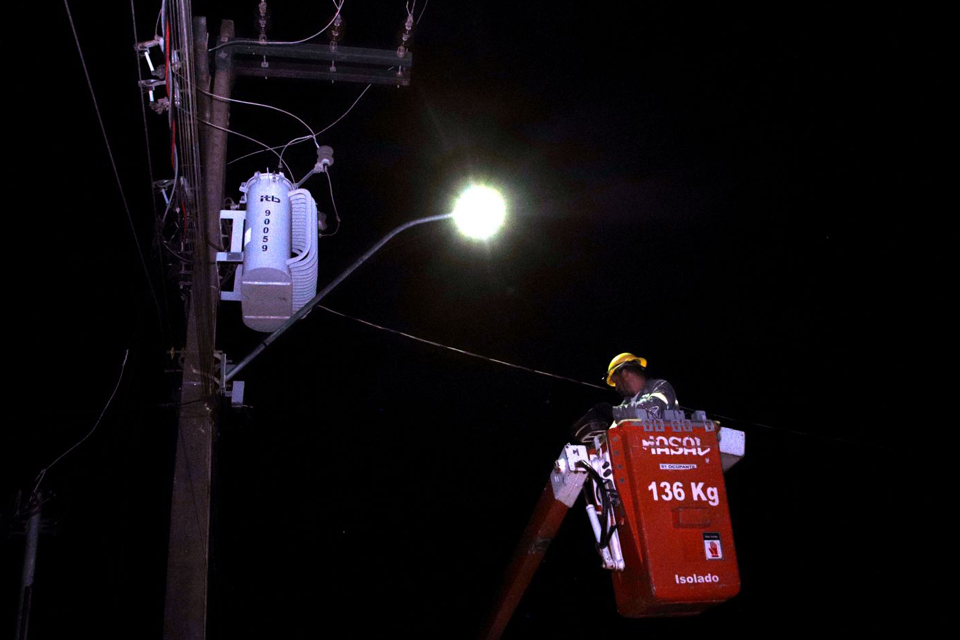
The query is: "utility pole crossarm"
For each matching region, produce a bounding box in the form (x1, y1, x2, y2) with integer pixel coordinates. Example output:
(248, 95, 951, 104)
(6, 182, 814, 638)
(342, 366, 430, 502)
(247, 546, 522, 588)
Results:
(216, 42, 412, 86)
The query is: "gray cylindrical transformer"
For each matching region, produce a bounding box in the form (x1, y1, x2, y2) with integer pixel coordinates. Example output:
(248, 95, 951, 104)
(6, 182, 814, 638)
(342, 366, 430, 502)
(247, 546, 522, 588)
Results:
(239, 171, 294, 332)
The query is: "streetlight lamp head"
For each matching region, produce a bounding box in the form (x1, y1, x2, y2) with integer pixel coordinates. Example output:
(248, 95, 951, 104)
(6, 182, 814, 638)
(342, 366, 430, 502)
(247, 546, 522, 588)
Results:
(452, 185, 506, 240)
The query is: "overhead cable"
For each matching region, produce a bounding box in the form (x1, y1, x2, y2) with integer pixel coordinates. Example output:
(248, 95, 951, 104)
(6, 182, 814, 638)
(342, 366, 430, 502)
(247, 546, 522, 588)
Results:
(317, 305, 609, 391)
(131, 0, 176, 344)
(314, 84, 373, 138)
(404, 0, 430, 25)
(321, 169, 341, 237)
(154, 1, 163, 39)
(208, 0, 345, 51)
(317, 306, 892, 450)
(229, 82, 373, 168)
(279, 83, 372, 166)
(168, 66, 305, 178)
(681, 406, 892, 451)
(31, 349, 131, 496)
(198, 88, 320, 149)
(415, 0, 429, 24)
(63, 0, 165, 331)
(195, 116, 296, 180)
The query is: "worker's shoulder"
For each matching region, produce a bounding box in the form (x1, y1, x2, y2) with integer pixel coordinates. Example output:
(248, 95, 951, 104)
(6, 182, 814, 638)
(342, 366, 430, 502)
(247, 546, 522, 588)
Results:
(646, 378, 678, 401)
(647, 378, 675, 391)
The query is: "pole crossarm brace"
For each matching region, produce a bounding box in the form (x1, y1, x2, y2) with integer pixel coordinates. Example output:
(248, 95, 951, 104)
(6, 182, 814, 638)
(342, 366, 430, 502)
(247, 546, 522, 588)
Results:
(225, 213, 454, 382)
(215, 42, 412, 86)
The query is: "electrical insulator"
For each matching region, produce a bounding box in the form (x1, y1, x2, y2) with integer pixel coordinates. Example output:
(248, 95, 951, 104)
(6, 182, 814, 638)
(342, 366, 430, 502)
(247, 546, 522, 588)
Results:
(329, 14, 343, 55)
(330, 14, 344, 42)
(256, 1, 271, 43)
(218, 171, 320, 332)
(397, 14, 414, 57)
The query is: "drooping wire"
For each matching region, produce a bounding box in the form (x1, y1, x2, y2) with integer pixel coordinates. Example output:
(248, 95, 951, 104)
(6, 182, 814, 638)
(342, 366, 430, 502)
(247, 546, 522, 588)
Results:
(154, 1, 163, 39)
(233, 138, 293, 168)
(316, 83, 373, 138)
(405, 0, 429, 25)
(229, 80, 373, 168)
(194, 115, 297, 180)
(166, 64, 302, 179)
(317, 305, 609, 390)
(278, 136, 316, 170)
(131, 2, 159, 223)
(315, 305, 894, 450)
(64, 0, 165, 332)
(161, 241, 191, 263)
(31, 349, 131, 496)
(321, 169, 341, 237)
(222, 46, 376, 167)
(679, 405, 892, 451)
(130, 0, 178, 350)
(197, 87, 320, 150)
(277, 83, 372, 167)
(131, 0, 177, 345)
(415, 0, 429, 23)
(209, 0, 345, 51)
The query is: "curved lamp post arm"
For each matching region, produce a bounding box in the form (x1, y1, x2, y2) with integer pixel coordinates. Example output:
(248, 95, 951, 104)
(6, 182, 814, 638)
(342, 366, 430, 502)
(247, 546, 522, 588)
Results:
(225, 212, 454, 383)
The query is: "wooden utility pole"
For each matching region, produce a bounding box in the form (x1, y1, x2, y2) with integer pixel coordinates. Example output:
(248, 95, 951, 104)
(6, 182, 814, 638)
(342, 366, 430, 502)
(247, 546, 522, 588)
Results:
(14, 495, 42, 640)
(162, 17, 233, 640)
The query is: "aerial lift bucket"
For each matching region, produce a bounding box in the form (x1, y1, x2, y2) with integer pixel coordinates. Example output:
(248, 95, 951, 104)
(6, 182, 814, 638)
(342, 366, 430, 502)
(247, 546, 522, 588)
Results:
(607, 418, 740, 616)
(480, 415, 742, 638)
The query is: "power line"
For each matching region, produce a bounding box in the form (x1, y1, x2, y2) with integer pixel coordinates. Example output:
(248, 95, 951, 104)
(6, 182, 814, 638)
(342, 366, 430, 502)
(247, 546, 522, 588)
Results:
(63, 0, 165, 332)
(686, 407, 892, 451)
(229, 82, 373, 168)
(32, 349, 131, 496)
(130, 0, 176, 346)
(314, 83, 373, 138)
(320, 169, 341, 237)
(167, 66, 301, 181)
(197, 87, 320, 149)
(195, 115, 297, 180)
(208, 0, 345, 51)
(317, 305, 609, 391)
(407, 0, 430, 25)
(317, 305, 891, 450)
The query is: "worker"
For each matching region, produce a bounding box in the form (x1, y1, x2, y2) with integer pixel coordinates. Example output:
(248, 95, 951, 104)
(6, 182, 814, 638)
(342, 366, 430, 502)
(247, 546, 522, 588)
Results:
(570, 353, 679, 443)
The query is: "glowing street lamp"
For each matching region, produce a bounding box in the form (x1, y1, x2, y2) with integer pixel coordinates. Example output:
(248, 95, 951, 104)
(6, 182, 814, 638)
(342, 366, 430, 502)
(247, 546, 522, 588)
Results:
(452, 185, 507, 240)
(225, 184, 507, 382)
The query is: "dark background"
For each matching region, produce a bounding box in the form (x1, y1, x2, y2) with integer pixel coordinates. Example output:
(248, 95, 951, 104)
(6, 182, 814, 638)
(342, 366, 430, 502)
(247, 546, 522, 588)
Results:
(6, 1, 941, 638)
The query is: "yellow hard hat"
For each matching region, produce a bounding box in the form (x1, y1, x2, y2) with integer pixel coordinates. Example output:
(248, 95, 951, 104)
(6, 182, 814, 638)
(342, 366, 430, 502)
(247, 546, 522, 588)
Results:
(604, 353, 648, 386)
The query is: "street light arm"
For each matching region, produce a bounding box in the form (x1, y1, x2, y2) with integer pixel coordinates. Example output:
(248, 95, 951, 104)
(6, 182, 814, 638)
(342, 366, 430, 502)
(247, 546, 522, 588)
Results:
(225, 212, 454, 383)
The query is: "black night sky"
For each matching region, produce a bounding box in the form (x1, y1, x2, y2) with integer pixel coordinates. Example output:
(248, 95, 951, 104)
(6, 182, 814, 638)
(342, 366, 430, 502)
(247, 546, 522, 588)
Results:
(5, 1, 941, 638)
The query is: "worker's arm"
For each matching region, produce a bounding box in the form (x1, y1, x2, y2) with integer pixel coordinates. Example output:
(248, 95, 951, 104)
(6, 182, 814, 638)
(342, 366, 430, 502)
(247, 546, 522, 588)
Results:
(611, 379, 678, 421)
(570, 403, 613, 443)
